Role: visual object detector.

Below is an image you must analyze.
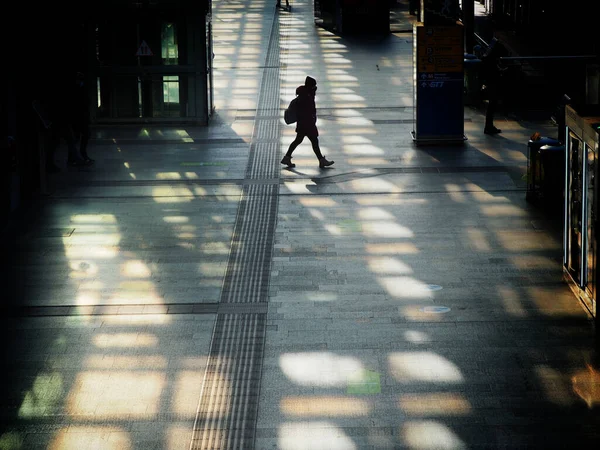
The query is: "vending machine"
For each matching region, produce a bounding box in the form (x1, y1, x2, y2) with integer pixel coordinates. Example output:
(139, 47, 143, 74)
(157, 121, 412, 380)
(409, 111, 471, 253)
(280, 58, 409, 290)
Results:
(564, 104, 600, 321)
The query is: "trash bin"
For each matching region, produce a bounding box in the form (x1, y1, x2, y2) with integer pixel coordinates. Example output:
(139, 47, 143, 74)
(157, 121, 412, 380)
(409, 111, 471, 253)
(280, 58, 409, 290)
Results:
(463, 54, 482, 105)
(539, 143, 565, 207)
(526, 136, 561, 201)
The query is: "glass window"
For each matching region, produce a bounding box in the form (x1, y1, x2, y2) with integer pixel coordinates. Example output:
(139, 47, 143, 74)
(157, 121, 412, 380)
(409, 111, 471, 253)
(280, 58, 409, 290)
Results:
(163, 76, 180, 105)
(161, 23, 178, 65)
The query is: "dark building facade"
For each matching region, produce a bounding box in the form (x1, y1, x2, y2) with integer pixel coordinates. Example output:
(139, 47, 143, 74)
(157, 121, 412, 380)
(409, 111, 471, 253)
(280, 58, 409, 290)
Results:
(483, 0, 600, 55)
(2, 0, 212, 228)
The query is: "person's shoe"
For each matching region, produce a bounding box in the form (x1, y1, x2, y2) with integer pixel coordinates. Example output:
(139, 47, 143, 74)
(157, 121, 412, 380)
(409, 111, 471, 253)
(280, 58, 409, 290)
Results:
(319, 156, 334, 168)
(281, 155, 295, 168)
(67, 158, 86, 167)
(484, 126, 502, 135)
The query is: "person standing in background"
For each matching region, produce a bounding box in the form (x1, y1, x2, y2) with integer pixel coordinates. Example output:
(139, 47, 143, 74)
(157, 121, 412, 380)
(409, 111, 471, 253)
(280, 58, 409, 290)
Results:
(69, 72, 94, 164)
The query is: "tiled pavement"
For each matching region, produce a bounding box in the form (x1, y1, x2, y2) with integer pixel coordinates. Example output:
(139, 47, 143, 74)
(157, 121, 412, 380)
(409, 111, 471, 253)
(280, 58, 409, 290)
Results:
(2, 1, 600, 449)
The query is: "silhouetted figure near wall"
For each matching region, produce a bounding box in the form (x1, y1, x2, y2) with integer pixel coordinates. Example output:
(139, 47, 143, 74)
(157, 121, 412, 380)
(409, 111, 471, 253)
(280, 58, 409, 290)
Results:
(46, 71, 94, 172)
(409, 0, 420, 16)
(480, 38, 508, 135)
(46, 103, 83, 170)
(69, 72, 94, 164)
(281, 76, 334, 169)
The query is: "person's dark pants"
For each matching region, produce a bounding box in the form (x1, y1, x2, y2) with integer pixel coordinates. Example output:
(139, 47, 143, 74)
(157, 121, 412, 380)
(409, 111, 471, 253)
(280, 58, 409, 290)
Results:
(74, 122, 91, 159)
(50, 123, 81, 163)
(409, 0, 419, 15)
(286, 133, 323, 159)
(484, 85, 498, 130)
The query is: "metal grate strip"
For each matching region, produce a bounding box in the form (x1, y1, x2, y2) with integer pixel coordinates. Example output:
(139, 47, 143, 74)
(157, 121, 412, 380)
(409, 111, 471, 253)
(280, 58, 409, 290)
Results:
(191, 5, 286, 449)
(190, 314, 266, 449)
(221, 184, 278, 303)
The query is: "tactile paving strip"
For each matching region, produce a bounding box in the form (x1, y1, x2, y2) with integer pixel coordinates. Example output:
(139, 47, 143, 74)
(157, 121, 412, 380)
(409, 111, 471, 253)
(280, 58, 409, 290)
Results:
(190, 8, 284, 450)
(190, 314, 266, 449)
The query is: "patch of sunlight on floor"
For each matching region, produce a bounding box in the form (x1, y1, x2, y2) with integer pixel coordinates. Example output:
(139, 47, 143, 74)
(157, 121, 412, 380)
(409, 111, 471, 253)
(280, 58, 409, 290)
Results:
(181, 356, 210, 369)
(399, 393, 472, 416)
(284, 181, 316, 194)
(157, 172, 182, 180)
(69, 260, 99, 278)
(445, 184, 467, 203)
(85, 355, 167, 369)
(163, 216, 190, 223)
(198, 262, 227, 277)
(280, 352, 364, 387)
(509, 255, 559, 269)
(281, 397, 371, 417)
(167, 425, 194, 450)
(402, 421, 466, 449)
(101, 314, 171, 325)
(18, 372, 64, 418)
(357, 207, 395, 220)
(65, 245, 120, 259)
(201, 241, 231, 254)
(121, 260, 152, 278)
(480, 204, 528, 217)
(66, 371, 165, 418)
(347, 157, 389, 165)
(404, 330, 431, 344)
(350, 177, 402, 193)
(171, 371, 205, 417)
(309, 208, 325, 220)
(365, 243, 420, 254)
(299, 197, 337, 207)
(355, 196, 426, 206)
(49, 427, 131, 450)
(378, 277, 434, 299)
(469, 191, 511, 202)
(279, 422, 356, 450)
(368, 257, 413, 275)
(306, 292, 339, 302)
(388, 352, 464, 383)
(498, 286, 528, 317)
(572, 363, 600, 408)
(0, 432, 23, 449)
(70, 214, 117, 224)
(152, 187, 195, 202)
(343, 144, 385, 155)
(93, 333, 159, 348)
(339, 133, 372, 142)
(401, 305, 449, 322)
(362, 222, 414, 238)
(465, 227, 491, 252)
(528, 286, 589, 316)
(535, 365, 576, 406)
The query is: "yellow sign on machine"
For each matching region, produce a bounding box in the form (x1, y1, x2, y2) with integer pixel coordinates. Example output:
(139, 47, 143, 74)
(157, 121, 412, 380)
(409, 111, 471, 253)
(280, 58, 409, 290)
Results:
(416, 24, 463, 73)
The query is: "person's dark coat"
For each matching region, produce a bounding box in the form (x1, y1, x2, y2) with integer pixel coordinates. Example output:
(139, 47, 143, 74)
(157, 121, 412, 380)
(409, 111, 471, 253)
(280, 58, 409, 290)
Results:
(69, 77, 90, 132)
(294, 85, 318, 137)
(480, 39, 508, 89)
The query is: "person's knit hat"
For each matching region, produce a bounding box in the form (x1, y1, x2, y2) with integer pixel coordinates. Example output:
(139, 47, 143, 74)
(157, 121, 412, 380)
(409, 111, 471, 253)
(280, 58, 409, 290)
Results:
(305, 76, 317, 88)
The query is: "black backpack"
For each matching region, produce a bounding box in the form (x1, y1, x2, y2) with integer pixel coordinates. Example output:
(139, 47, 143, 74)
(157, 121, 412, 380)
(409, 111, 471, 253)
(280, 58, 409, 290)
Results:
(284, 96, 298, 124)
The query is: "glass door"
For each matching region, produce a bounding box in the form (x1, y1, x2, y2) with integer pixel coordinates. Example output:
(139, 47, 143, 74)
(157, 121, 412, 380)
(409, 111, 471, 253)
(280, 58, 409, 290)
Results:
(206, 13, 214, 118)
(585, 143, 597, 304)
(566, 130, 584, 284)
(93, 8, 206, 123)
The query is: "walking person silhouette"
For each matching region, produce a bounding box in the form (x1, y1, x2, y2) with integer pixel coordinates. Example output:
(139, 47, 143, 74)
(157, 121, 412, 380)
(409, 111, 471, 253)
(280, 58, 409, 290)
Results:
(281, 76, 334, 169)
